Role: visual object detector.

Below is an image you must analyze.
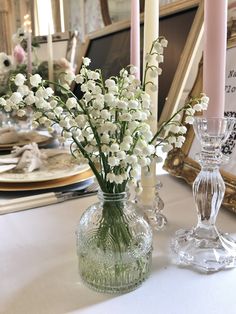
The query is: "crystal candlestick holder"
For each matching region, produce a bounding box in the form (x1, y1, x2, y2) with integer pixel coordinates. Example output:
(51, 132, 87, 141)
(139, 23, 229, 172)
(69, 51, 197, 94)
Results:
(135, 179, 167, 231)
(172, 117, 236, 272)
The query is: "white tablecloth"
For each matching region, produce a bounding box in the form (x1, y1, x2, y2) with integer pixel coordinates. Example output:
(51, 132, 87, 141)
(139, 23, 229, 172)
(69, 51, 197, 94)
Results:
(1, 174, 236, 314)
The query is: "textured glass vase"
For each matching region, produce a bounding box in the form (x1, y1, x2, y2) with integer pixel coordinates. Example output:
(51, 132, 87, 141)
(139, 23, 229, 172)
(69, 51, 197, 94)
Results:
(76, 190, 153, 294)
(172, 117, 236, 272)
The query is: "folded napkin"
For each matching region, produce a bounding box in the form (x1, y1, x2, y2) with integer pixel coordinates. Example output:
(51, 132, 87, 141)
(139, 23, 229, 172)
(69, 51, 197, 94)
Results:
(0, 143, 69, 173)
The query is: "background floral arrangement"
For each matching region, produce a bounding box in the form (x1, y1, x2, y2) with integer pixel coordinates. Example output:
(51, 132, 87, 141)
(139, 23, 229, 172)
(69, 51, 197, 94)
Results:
(0, 27, 74, 97)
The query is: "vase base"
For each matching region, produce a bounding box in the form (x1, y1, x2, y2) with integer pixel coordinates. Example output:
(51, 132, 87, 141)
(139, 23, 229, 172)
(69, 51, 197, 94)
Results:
(78, 247, 152, 294)
(171, 228, 236, 273)
(80, 275, 148, 294)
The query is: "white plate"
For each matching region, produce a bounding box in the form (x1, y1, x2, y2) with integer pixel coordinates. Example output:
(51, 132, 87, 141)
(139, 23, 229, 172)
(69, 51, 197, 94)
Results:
(0, 153, 90, 183)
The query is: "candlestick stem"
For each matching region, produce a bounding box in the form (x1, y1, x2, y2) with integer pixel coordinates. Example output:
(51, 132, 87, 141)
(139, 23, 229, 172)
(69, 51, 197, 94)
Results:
(136, 175, 167, 231)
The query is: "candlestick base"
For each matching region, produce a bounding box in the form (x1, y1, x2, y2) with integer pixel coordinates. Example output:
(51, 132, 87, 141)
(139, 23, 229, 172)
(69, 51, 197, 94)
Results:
(172, 228, 236, 273)
(135, 181, 167, 231)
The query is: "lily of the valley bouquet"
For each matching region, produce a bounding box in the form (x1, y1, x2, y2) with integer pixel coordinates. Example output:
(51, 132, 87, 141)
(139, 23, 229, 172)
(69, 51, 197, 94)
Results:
(0, 36, 208, 293)
(0, 37, 208, 194)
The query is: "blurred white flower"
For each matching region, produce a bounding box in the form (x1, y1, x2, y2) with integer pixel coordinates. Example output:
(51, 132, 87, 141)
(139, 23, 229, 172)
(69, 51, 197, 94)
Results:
(186, 108, 195, 115)
(82, 57, 91, 66)
(168, 136, 176, 144)
(145, 53, 152, 62)
(16, 109, 26, 117)
(110, 143, 120, 153)
(201, 95, 209, 104)
(0, 98, 6, 106)
(162, 143, 173, 153)
(9, 92, 22, 104)
(66, 97, 77, 109)
(175, 141, 183, 148)
(154, 42, 164, 54)
(156, 54, 164, 63)
(170, 125, 180, 134)
(105, 79, 116, 88)
(108, 156, 120, 167)
(30, 74, 42, 87)
(160, 38, 168, 47)
(193, 103, 203, 111)
(150, 84, 157, 92)
(135, 185, 143, 195)
(100, 109, 110, 120)
(130, 66, 138, 75)
(17, 85, 30, 96)
(64, 72, 75, 84)
(201, 102, 208, 110)
(75, 74, 84, 84)
(14, 73, 26, 86)
(24, 94, 35, 105)
(117, 151, 126, 160)
(179, 126, 187, 134)
(185, 116, 195, 124)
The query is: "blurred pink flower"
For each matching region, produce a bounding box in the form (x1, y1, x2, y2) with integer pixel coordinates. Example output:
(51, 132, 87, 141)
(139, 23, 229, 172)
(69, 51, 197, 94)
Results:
(13, 45, 26, 64)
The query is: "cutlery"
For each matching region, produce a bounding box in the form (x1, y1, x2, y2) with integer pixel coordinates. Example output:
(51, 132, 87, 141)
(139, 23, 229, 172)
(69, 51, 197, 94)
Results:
(0, 156, 19, 173)
(0, 164, 17, 173)
(0, 182, 98, 215)
(0, 157, 19, 164)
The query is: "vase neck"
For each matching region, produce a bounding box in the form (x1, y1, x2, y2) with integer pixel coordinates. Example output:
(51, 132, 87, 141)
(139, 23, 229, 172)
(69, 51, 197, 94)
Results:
(98, 190, 127, 202)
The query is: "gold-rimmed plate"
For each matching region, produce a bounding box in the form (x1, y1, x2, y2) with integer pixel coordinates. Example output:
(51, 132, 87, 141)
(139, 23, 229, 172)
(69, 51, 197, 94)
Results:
(0, 153, 90, 183)
(0, 168, 94, 191)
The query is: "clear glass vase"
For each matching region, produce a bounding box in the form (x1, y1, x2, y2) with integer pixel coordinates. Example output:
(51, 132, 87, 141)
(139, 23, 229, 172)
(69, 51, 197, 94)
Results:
(172, 117, 236, 272)
(76, 190, 153, 294)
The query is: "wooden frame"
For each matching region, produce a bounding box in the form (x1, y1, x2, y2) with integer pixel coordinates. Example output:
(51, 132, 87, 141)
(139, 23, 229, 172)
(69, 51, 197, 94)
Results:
(74, 0, 203, 125)
(164, 27, 236, 214)
(34, 32, 70, 63)
(99, 0, 112, 26)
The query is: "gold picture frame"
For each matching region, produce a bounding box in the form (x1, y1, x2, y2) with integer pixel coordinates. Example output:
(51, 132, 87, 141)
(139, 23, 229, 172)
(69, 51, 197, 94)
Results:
(74, 0, 203, 125)
(164, 24, 236, 214)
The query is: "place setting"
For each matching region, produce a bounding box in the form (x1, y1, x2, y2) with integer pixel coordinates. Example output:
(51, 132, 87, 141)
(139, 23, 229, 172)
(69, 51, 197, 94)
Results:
(0, 139, 96, 213)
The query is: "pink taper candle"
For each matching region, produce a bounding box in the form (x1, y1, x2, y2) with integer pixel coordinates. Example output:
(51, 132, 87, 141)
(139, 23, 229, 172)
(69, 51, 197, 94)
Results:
(27, 31, 32, 74)
(24, 14, 32, 75)
(203, 0, 227, 118)
(47, 23, 54, 82)
(130, 0, 140, 80)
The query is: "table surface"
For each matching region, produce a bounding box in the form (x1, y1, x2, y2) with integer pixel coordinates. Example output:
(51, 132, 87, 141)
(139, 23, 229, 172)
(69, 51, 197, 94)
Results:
(1, 174, 236, 314)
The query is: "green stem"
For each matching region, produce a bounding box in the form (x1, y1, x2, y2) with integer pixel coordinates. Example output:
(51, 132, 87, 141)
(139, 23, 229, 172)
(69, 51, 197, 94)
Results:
(150, 103, 190, 144)
(97, 197, 133, 253)
(71, 135, 104, 189)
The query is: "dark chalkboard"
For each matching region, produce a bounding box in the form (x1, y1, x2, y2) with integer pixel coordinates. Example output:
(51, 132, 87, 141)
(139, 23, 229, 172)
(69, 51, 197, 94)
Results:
(74, 1, 200, 122)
